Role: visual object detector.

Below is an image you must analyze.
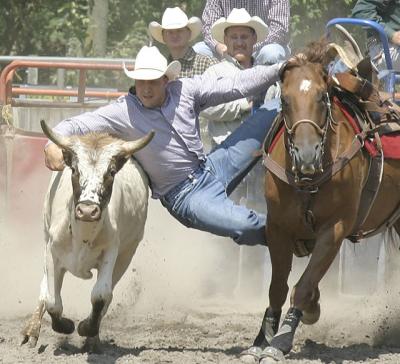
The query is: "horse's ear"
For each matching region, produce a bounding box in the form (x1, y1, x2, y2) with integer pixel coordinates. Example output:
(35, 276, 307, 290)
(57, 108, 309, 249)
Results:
(279, 61, 289, 82)
(356, 56, 377, 84)
(279, 54, 307, 82)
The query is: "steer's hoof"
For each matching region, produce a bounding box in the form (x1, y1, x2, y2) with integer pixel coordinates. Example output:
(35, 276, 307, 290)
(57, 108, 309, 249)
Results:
(52, 317, 75, 334)
(260, 346, 285, 363)
(21, 334, 38, 348)
(78, 319, 99, 337)
(240, 346, 262, 363)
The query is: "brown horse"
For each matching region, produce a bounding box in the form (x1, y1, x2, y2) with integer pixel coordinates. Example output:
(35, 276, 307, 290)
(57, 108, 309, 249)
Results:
(240, 40, 400, 363)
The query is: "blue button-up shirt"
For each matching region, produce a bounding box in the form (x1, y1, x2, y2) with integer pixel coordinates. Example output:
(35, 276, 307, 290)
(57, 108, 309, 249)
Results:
(53, 63, 281, 198)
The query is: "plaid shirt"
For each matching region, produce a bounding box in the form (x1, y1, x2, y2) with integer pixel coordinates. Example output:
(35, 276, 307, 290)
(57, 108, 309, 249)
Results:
(169, 47, 219, 78)
(202, 0, 290, 52)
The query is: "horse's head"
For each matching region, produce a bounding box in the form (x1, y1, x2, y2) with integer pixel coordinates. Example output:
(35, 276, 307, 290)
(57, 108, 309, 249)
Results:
(280, 41, 340, 182)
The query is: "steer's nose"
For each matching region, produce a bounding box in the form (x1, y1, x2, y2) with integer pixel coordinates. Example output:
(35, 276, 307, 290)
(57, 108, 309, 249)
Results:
(75, 202, 101, 221)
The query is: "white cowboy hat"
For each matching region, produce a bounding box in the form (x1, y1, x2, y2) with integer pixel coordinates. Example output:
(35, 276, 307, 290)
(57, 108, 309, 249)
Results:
(148, 7, 202, 44)
(211, 8, 268, 44)
(123, 46, 181, 81)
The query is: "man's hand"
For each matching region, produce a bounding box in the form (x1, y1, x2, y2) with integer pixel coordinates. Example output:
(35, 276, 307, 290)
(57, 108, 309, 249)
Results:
(391, 31, 400, 46)
(44, 143, 65, 171)
(215, 43, 227, 58)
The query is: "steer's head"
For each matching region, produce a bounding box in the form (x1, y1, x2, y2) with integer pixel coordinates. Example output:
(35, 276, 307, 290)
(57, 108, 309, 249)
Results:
(41, 120, 154, 222)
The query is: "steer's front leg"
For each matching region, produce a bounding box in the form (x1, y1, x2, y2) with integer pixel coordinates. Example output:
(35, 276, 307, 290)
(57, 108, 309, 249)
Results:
(43, 239, 74, 335)
(78, 244, 118, 344)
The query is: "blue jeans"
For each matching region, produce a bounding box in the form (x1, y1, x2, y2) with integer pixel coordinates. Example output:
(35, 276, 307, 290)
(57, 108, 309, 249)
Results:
(160, 108, 278, 246)
(192, 41, 289, 65)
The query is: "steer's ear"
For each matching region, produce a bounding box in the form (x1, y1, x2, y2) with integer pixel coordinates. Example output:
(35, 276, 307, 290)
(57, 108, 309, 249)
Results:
(119, 130, 155, 157)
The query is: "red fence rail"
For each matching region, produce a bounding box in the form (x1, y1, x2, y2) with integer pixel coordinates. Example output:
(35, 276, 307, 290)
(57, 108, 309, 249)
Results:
(0, 60, 133, 108)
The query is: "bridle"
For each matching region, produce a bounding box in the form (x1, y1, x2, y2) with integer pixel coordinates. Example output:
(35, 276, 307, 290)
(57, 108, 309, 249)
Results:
(282, 92, 336, 179)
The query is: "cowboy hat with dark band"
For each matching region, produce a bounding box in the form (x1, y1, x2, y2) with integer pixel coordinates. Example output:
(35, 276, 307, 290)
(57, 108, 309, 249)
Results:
(123, 46, 181, 80)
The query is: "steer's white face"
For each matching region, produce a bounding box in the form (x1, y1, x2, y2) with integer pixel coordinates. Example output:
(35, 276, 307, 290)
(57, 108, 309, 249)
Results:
(72, 140, 123, 206)
(63, 135, 131, 221)
(40, 119, 154, 222)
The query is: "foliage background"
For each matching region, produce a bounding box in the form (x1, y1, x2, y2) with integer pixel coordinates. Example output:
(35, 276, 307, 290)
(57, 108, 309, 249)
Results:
(0, 0, 358, 58)
(0, 0, 358, 88)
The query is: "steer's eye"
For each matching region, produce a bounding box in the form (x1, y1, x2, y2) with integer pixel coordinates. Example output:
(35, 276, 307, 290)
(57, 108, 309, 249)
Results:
(109, 168, 117, 178)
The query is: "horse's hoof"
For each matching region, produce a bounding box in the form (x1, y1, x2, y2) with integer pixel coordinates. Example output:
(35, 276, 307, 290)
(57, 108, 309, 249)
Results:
(239, 346, 262, 363)
(52, 317, 75, 334)
(301, 303, 320, 325)
(260, 346, 285, 363)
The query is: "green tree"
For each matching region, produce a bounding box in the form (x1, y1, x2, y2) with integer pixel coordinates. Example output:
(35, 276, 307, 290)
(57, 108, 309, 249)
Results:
(290, 0, 357, 49)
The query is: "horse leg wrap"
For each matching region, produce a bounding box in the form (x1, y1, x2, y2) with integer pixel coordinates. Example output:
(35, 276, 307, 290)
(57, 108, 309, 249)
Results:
(253, 308, 281, 348)
(270, 307, 302, 355)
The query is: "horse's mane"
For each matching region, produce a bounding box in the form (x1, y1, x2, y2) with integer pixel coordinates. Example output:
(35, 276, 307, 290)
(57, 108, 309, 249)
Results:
(286, 38, 331, 72)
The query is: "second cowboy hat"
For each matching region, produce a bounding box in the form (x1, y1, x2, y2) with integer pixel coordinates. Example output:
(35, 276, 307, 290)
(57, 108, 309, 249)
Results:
(123, 46, 181, 81)
(148, 7, 202, 44)
(211, 8, 268, 44)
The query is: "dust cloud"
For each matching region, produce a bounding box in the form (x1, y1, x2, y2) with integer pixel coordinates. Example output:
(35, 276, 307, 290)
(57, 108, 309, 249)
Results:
(0, 170, 271, 321)
(1, 167, 400, 361)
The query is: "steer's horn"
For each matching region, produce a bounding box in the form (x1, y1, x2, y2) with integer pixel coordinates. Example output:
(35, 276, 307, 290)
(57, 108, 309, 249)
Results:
(40, 119, 72, 151)
(121, 130, 155, 155)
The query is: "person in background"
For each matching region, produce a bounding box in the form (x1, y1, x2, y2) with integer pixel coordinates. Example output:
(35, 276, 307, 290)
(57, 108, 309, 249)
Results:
(352, 0, 400, 70)
(200, 8, 278, 297)
(202, 8, 279, 150)
(148, 7, 218, 78)
(44, 45, 284, 249)
(193, 0, 290, 66)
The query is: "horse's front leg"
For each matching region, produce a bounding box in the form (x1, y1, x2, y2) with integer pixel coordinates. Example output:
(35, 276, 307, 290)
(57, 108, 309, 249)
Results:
(262, 221, 345, 362)
(240, 226, 293, 363)
(78, 244, 118, 353)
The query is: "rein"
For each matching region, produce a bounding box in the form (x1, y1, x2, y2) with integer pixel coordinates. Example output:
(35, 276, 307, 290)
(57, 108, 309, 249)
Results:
(283, 93, 334, 181)
(263, 125, 366, 190)
(266, 94, 359, 190)
(263, 94, 384, 243)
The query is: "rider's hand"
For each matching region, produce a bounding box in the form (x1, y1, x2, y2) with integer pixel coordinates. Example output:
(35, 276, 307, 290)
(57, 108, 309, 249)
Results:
(215, 43, 227, 58)
(391, 31, 400, 46)
(44, 143, 65, 171)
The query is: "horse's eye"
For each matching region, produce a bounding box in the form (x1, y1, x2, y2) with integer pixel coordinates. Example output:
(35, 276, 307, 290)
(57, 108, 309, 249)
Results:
(316, 93, 325, 103)
(281, 96, 290, 106)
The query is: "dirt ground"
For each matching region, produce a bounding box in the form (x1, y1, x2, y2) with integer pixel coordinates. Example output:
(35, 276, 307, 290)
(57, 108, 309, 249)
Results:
(1, 200, 400, 364)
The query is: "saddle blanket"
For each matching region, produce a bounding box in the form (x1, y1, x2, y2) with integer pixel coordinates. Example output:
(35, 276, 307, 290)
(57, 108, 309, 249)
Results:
(337, 98, 400, 159)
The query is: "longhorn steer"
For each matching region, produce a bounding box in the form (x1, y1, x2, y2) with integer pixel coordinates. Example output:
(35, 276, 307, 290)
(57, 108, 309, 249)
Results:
(21, 120, 154, 350)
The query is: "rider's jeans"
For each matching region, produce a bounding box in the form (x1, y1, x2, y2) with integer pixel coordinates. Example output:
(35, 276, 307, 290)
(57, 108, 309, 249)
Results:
(160, 108, 277, 246)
